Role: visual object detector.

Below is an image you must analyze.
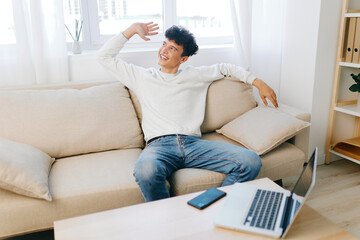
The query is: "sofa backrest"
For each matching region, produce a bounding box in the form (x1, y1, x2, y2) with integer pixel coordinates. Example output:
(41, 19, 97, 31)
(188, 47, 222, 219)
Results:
(201, 77, 257, 133)
(129, 77, 257, 133)
(0, 82, 144, 158)
(0, 77, 256, 157)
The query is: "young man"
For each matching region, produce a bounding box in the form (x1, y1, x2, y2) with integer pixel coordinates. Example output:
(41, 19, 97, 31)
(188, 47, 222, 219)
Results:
(97, 22, 278, 202)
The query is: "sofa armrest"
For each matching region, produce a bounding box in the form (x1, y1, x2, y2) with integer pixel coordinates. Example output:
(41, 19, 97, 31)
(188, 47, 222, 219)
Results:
(278, 103, 311, 160)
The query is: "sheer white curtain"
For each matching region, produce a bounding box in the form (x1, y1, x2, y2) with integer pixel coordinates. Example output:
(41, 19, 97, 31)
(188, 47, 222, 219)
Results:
(230, 0, 252, 70)
(230, 0, 284, 100)
(0, 0, 69, 86)
(251, 0, 284, 96)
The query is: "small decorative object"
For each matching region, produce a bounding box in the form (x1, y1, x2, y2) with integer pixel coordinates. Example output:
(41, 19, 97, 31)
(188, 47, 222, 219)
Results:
(72, 41, 82, 54)
(349, 73, 360, 92)
(65, 19, 83, 54)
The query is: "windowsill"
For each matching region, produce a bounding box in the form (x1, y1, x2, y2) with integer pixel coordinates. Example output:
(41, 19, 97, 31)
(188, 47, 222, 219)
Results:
(67, 44, 235, 56)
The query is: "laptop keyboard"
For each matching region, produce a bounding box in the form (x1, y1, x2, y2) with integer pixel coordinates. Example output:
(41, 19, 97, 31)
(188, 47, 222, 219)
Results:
(244, 189, 283, 230)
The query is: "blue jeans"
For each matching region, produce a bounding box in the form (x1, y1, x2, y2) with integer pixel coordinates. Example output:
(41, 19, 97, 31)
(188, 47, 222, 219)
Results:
(133, 134, 262, 202)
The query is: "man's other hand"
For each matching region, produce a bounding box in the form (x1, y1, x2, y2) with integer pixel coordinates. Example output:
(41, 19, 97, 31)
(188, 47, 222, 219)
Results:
(252, 78, 278, 108)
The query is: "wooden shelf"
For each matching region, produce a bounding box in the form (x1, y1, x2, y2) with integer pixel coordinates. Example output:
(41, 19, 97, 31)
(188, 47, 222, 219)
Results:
(329, 149, 360, 164)
(339, 61, 360, 68)
(345, 12, 360, 18)
(326, 0, 360, 164)
(334, 103, 360, 117)
(330, 137, 360, 164)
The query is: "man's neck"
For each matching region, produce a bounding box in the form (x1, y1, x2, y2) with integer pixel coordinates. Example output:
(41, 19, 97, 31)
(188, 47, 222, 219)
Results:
(160, 67, 179, 74)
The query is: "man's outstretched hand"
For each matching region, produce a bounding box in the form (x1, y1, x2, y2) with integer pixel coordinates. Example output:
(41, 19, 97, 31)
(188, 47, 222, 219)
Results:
(252, 78, 278, 108)
(123, 22, 159, 41)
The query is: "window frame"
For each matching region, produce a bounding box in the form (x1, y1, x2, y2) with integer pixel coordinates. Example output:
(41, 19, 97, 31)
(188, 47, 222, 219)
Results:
(67, 0, 234, 51)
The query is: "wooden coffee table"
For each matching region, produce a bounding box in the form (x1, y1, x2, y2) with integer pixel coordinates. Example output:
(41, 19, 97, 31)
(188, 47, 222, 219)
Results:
(54, 178, 356, 240)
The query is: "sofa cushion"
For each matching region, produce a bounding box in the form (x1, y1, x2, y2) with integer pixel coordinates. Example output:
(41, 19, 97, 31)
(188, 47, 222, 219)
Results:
(0, 149, 144, 238)
(256, 142, 305, 180)
(169, 168, 226, 196)
(0, 137, 54, 201)
(0, 83, 144, 158)
(200, 77, 256, 133)
(169, 132, 306, 196)
(216, 106, 311, 155)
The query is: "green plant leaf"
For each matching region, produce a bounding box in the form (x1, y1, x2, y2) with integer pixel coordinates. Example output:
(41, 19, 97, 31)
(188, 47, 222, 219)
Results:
(65, 24, 75, 41)
(75, 20, 79, 41)
(76, 20, 83, 41)
(349, 84, 360, 92)
(350, 73, 360, 83)
(356, 75, 360, 83)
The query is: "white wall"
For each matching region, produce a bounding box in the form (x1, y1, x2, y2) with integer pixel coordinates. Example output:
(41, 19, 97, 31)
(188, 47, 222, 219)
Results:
(310, 0, 343, 164)
(280, 0, 343, 164)
(280, 0, 322, 113)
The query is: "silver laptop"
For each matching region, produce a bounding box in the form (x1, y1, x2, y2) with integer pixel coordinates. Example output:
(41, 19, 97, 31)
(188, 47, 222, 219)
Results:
(214, 148, 318, 238)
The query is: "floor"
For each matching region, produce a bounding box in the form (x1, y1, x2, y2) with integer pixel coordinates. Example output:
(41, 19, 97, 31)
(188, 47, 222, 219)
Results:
(283, 159, 360, 238)
(5, 159, 360, 240)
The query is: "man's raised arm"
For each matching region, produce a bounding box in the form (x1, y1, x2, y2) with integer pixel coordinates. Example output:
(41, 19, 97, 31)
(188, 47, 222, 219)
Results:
(97, 22, 158, 91)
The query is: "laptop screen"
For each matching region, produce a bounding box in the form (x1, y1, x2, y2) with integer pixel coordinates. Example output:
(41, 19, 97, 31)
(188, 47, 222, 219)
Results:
(291, 150, 316, 197)
(281, 148, 317, 237)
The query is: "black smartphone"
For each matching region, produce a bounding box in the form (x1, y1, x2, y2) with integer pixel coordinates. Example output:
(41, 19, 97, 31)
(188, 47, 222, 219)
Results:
(187, 187, 226, 210)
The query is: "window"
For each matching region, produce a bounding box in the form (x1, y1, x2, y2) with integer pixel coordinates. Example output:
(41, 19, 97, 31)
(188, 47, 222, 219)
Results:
(176, 0, 233, 43)
(63, 0, 233, 50)
(89, 0, 164, 44)
(97, 0, 164, 35)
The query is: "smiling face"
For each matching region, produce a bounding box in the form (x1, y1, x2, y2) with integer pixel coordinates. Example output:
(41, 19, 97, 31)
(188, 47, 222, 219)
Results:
(158, 39, 189, 74)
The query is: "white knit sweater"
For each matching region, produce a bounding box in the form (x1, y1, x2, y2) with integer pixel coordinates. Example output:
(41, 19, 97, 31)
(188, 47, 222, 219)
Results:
(97, 33, 256, 141)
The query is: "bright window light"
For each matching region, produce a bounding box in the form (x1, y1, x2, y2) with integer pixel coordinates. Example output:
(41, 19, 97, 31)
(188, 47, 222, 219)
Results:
(177, 0, 233, 38)
(97, 0, 163, 35)
(0, 0, 15, 44)
(62, 0, 234, 49)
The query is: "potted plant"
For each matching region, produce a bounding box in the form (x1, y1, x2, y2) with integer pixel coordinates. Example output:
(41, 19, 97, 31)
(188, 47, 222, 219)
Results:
(350, 73, 360, 92)
(65, 19, 83, 54)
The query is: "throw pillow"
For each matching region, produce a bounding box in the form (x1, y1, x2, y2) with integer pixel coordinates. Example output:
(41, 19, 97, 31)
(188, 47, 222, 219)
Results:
(216, 106, 311, 155)
(0, 137, 54, 201)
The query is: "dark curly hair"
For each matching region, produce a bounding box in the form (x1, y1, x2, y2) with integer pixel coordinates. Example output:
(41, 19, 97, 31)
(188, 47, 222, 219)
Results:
(165, 25, 199, 57)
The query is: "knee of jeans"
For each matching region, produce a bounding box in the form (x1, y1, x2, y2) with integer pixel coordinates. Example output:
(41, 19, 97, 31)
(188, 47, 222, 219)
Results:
(134, 160, 154, 182)
(242, 151, 262, 177)
(133, 158, 162, 183)
(249, 152, 262, 175)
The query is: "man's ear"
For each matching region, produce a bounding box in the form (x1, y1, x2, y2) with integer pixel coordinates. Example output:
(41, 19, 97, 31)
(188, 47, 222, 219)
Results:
(180, 56, 189, 64)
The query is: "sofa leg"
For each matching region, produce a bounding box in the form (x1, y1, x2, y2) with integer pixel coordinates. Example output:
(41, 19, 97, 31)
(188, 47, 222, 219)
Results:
(274, 179, 283, 187)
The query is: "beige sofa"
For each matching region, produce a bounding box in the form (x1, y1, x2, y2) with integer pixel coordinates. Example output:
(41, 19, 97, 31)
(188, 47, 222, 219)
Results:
(0, 77, 310, 238)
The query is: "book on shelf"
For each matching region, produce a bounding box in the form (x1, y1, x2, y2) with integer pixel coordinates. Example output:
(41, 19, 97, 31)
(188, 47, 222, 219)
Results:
(345, 17, 357, 63)
(353, 18, 360, 63)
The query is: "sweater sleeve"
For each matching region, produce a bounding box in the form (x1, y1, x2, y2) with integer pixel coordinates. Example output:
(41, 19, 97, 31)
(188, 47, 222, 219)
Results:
(97, 33, 144, 91)
(196, 63, 257, 85)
